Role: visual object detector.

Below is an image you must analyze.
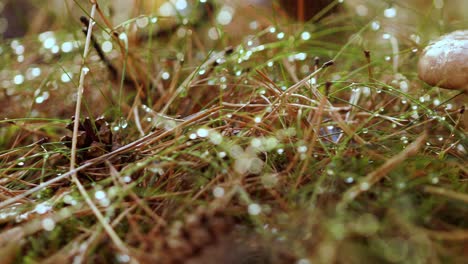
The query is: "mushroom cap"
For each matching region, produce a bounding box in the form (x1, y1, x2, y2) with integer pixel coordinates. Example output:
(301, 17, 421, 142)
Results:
(418, 30, 468, 92)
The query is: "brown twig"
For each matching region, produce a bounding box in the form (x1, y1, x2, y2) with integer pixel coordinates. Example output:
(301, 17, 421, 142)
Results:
(338, 131, 427, 210)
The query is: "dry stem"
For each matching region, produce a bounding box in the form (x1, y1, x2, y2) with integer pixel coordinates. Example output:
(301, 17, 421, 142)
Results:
(338, 131, 427, 210)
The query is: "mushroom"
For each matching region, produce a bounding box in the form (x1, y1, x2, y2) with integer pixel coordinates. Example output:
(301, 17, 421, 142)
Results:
(418, 30, 468, 92)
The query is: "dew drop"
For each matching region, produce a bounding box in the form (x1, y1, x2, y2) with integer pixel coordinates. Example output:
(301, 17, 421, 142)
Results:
(35, 203, 52, 214)
(61, 42, 73, 53)
(360, 182, 370, 191)
(31, 67, 41, 77)
(345, 177, 354, 184)
(384, 7, 397, 18)
(13, 74, 24, 85)
(297, 259, 311, 264)
(355, 5, 368, 16)
(301, 31, 311, 40)
(94, 190, 106, 200)
(43, 37, 56, 49)
(118, 33, 127, 41)
(122, 176, 132, 183)
(116, 254, 130, 263)
(371, 21, 380, 31)
(399, 81, 408, 92)
(119, 118, 128, 129)
(249, 21, 258, 30)
(136, 16, 149, 28)
(102, 41, 113, 53)
(297, 145, 308, 153)
(42, 218, 56, 231)
(217, 6, 234, 25)
(161, 71, 170, 80)
(248, 203, 261, 215)
(61, 73, 72, 83)
(213, 186, 225, 198)
(209, 132, 223, 145)
(196, 128, 209, 138)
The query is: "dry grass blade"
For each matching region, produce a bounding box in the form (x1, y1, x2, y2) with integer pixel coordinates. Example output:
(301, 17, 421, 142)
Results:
(338, 132, 428, 209)
(0, 1, 466, 263)
(0, 106, 220, 209)
(423, 186, 468, 204)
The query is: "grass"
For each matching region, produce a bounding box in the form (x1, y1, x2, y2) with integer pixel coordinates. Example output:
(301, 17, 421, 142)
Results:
(0, 0, 467, 263)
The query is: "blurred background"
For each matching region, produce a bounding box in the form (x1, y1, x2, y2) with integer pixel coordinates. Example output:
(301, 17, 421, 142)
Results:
(1, 0, 466, 39)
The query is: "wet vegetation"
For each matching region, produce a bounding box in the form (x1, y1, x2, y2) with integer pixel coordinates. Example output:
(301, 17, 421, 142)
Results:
(0, 0, 466, 263)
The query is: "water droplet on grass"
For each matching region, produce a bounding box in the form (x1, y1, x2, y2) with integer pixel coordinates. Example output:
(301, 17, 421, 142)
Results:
(31, 67, 41, 78)
(297, 259, 311, 264)
(13, 74, 24, 85)
(116, 254, 130, 263)
(94, 190, 106, 200)
(161, 71, 170, 80)
(122, 176, 132, 183)
(35, 203, 52, 214)
(384, 7, 397, 18)
(360, 182, 370, 191)
(371, 21, 380, 31)
(61, 42, 73, 53)
(136, 16, 149, 28)
(248, 203, 261, 215)
(345, 177, 354, 184)
(301, 31, 311, 40)
(297, 145, 307, 153)
(213, 186, 225, 198)
(196, 128, 209, 138)
(42, 218, 55, 231)
(102, 41, 113, 53)
(355, 5, 368, 16)
(217, 6, 234, 25)
(209, 132, 223, 145)
(61, 73, 72, 83)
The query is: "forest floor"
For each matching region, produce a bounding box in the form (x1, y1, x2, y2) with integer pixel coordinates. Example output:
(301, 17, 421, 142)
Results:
(0, 1, 466, 263)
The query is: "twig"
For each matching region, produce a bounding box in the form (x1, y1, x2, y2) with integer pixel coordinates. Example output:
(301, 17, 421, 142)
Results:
(337, 132, 427, 210)
(69, 2, 131, 256)
(423, 185, 468, 204)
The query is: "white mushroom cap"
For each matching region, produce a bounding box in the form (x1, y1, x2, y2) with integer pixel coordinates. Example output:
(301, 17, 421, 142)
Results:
(418, 30, 468, 92)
